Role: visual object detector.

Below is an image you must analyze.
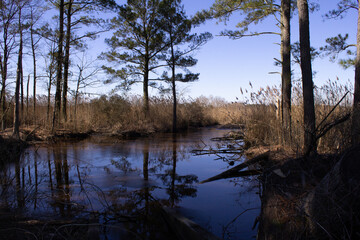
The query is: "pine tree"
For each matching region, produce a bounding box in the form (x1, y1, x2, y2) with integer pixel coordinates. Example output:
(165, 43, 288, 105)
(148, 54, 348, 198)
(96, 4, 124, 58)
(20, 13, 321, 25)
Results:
(103, 0, 168, 116)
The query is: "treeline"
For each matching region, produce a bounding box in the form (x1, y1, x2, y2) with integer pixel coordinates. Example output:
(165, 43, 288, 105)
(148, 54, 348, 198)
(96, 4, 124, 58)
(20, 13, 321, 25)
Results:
(1, 0, 360, 155)
(0, 0, 211, 138)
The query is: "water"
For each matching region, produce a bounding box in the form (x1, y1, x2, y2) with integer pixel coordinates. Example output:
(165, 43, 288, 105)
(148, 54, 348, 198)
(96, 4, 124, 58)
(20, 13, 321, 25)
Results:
(0, 128, 260, 240)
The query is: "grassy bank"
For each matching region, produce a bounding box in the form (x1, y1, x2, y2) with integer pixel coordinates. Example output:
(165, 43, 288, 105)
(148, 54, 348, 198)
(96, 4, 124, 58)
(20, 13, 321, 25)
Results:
(0, 79, 353, 154)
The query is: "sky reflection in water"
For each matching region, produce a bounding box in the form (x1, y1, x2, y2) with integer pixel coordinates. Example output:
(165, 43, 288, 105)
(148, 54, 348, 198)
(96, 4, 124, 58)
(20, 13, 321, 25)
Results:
(0, 128, 260, 240)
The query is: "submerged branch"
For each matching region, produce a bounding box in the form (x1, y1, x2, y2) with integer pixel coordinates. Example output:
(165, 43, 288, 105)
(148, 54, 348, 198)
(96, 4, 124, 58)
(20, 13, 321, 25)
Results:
(200, 151, 269, 184)
(192, 148, 244, 155)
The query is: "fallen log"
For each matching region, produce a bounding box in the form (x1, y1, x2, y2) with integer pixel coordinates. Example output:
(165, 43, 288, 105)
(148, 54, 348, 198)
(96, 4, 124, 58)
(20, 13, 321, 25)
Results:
(200, 151, 269, 184)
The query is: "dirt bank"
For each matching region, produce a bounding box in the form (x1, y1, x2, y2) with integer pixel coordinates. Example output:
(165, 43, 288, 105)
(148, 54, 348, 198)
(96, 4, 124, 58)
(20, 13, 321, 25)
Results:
(0, 135, 27, 163)
(254, 146, 360, 239)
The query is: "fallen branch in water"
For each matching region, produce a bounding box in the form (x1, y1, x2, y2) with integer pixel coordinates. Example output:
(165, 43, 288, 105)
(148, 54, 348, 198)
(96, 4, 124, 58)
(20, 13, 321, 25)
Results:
(192, 148, 244, 155)
(200, 151, 269, 184)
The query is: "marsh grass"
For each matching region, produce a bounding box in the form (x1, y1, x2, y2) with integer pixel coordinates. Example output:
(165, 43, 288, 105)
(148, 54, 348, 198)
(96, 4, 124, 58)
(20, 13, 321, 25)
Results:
(1, 78, 353, 152)
(12, 94, 219, 135)
(230, 79, 353, 153)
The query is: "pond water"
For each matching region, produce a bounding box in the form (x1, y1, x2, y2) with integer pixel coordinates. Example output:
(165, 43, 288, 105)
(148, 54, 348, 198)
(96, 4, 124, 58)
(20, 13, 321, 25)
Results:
(0, 128, 260, 240)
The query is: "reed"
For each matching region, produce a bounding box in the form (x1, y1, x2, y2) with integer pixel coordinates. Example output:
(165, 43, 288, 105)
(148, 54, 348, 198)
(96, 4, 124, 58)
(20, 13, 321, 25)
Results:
(1, 78, 353, 153)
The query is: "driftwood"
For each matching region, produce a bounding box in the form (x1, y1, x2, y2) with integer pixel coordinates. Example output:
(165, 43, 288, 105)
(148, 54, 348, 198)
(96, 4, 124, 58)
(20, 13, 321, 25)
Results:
(200, 151, 269, 184)
(192, 148, 243, 155)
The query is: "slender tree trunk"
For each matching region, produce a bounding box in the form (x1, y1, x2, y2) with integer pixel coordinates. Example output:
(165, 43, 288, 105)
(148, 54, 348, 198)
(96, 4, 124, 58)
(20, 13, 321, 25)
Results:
(74, 67, 82, 130)
(143, 57, 150, 116)
(26, 74, 29, 124)
(281, 0, 292, 146)
(20, 59, 24, 121)
(31, 19, 37, 124)
(0, 53, 3, 110)
(1, 50, 8, 131)
(0, 55, 5, 131)
(62, 0, 73, 123)
(47, 75, 52, 124)
(351, 1, 360, 145)
(170, 38, 177, 133)
(13, 8, 23, 139)
(13, 67, 21, 138)
(297, 0, 316, 155)
(52, 0, 65, 132)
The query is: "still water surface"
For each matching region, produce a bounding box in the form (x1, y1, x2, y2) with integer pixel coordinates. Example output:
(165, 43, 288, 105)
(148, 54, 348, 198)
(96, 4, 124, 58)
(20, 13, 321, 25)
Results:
(0, 128, 260, 240)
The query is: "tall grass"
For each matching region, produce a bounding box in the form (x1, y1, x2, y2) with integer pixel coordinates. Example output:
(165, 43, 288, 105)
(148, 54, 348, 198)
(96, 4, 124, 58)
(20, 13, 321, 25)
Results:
(1, 78, 353, 153)
(8, 94, 218, 134)
(227, 79, 353, 153)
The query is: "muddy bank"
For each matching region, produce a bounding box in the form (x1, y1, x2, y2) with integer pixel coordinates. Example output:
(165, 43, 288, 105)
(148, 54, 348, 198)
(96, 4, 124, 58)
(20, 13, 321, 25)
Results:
(255, 146, 360, 239)
(0, 135, 27, 163)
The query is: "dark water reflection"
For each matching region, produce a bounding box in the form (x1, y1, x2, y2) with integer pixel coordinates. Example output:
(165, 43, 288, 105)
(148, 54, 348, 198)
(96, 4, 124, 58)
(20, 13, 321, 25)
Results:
(0, 128, 260, 240)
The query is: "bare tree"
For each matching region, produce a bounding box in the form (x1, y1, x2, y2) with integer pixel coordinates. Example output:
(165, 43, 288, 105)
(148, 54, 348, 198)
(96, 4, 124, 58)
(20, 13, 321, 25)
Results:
(29, 1, 44, 124)
(0, 0, 19, 130)
(13, 1, 27, 139)
(61, 0, 117, 123)
(72, 52, 100, 129)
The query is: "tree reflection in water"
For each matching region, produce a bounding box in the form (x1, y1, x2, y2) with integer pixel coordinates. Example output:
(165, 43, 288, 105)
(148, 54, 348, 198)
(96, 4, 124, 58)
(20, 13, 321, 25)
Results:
(0, 129, 259, 239)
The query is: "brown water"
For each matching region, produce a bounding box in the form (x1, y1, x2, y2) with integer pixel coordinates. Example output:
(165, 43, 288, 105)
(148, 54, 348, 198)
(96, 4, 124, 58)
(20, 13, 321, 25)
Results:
(0, 128, 260, 240)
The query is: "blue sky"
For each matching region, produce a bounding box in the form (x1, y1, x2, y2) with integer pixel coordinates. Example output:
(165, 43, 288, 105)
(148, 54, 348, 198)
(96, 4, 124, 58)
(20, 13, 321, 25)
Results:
(170, 0, 358, 102)
(27, 0, 358, 102)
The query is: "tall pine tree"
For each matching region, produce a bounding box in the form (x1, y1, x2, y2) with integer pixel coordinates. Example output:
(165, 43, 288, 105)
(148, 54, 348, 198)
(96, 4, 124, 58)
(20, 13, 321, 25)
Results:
(103, 0, 168, 116)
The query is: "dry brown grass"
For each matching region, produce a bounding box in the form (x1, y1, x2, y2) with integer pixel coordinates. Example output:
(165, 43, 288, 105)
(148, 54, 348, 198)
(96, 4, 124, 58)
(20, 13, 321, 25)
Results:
(204, 79, 352, 154)
(0, 78, 353, 152)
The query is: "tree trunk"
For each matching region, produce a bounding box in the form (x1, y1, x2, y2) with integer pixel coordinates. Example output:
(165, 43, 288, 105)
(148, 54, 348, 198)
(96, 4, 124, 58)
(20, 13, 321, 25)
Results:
(26, 74, 29, 124)
(74, 67, 82, 130)
(13, 8, 23, 139)
(30, 17, 37, 124)
(297, 0, 316, 155)
(0, 53, 3, 110)
(47, 75, 52, 124)
(351, 1, 360, 145)
(143, 57, 150, 116)
(1, 47, 8, 131)
(20, 58, 24, 121)
(171, 65, 177, 133)
(170, 33, 177, 133)
(52, 0, 65, 132)
(62, 0, 73, 123)
(281, 0, 292, 146)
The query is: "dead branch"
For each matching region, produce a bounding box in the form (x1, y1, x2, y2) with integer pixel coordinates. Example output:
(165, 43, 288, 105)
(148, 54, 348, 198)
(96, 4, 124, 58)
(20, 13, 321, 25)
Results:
(200, 151, 269, 184)
(316, 113, 351, 140)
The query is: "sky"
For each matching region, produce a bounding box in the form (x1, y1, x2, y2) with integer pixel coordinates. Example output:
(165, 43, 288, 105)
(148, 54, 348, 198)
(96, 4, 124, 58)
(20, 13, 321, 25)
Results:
(166, 0, 358, 102)
(22, 0, 358, 103)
